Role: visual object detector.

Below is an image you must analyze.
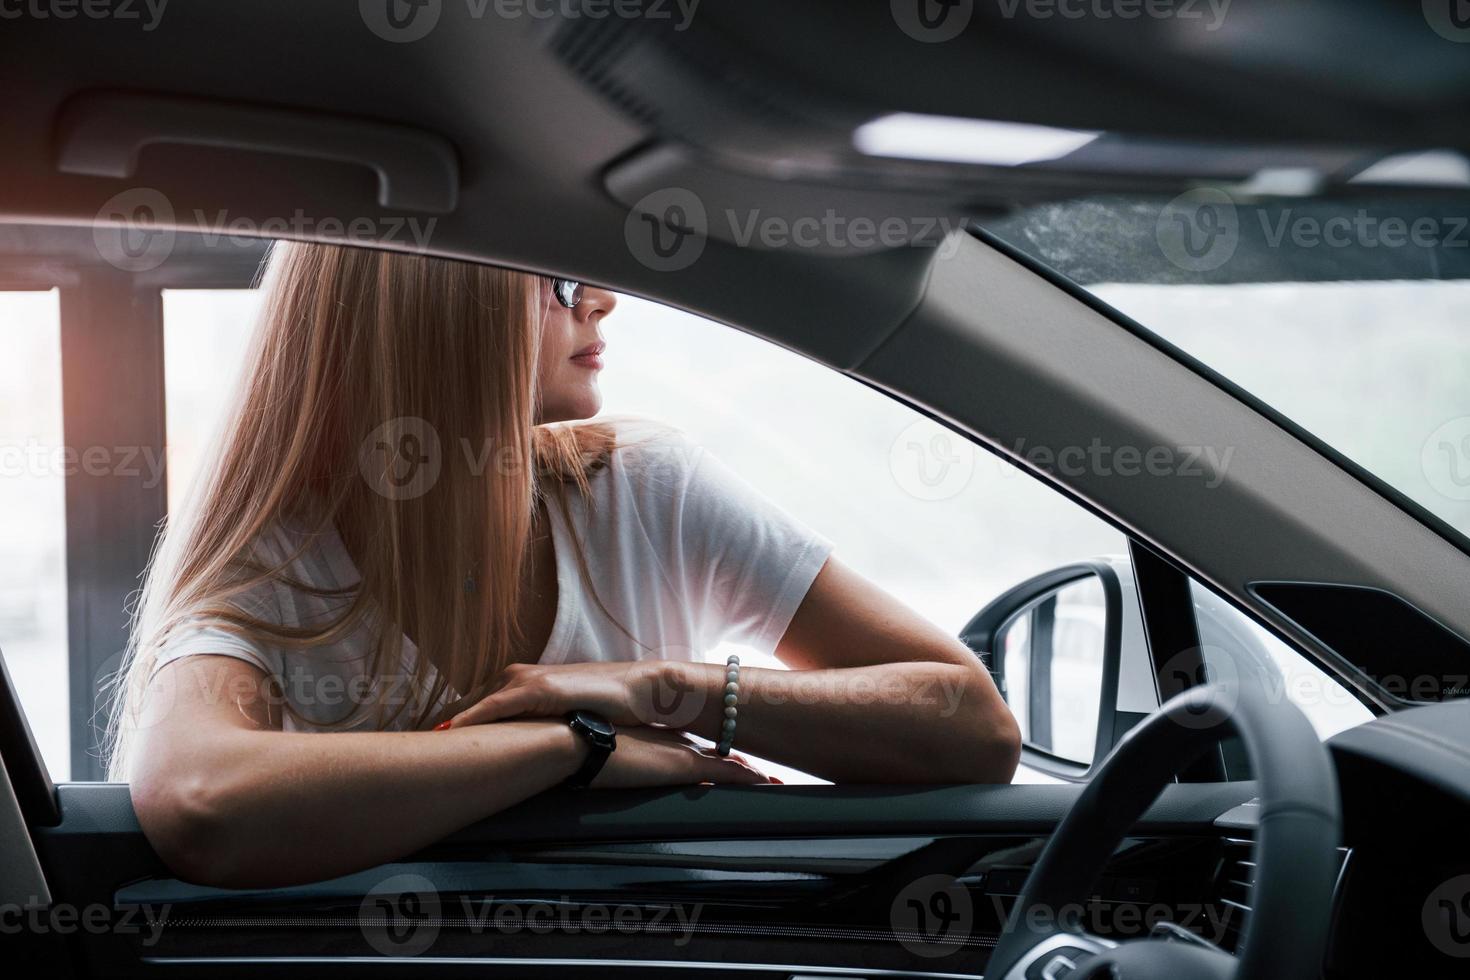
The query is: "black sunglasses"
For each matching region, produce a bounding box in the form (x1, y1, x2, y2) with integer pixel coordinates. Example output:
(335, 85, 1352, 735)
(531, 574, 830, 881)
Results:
(551, 278, 584, 309)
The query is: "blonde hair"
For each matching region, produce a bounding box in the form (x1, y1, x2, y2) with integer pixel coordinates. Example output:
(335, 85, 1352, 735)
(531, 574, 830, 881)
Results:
(106, 242, 658, 779)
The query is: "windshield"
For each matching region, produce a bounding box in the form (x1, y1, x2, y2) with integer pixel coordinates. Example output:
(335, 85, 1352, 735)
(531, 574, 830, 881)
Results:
(986, 192, 1470, 546)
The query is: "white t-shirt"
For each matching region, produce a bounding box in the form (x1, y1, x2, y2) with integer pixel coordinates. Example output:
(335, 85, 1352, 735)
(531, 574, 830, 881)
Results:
(150, 418, 836, 732)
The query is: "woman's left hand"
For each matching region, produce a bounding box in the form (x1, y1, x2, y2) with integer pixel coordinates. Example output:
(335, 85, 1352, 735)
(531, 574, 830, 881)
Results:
(440, 660, 697, 730)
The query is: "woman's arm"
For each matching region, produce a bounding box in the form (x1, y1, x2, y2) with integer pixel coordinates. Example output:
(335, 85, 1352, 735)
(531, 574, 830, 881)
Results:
(128, 655, 769, 889)
(447, 556, 1022, 784)
(684, 555, 1020, 783)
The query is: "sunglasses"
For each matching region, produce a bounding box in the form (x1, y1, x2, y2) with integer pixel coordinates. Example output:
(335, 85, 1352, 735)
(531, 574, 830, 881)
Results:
(551, 278, 584, 309)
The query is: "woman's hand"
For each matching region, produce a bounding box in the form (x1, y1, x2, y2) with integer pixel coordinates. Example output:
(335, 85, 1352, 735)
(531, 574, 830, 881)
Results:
(442, 660, 689, 729)
(591, 727, 773, 787)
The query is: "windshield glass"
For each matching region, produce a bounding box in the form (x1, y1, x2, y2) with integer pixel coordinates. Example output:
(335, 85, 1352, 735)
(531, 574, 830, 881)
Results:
(987, 193, 1470, 545)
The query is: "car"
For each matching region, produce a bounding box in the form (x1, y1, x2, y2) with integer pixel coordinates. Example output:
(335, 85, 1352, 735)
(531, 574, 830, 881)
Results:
(2, 2, 1469, 979)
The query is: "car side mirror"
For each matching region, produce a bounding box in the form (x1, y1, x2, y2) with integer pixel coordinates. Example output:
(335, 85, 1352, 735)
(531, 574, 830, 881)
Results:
(961, 562, 1125, 780)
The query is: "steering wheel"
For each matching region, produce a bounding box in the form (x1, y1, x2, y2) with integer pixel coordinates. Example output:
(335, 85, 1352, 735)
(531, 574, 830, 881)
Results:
(985, 683, 1341, 980)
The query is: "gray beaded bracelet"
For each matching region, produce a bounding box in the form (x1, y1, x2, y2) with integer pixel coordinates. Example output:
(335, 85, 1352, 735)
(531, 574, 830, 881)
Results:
(715, 654, 740, 756)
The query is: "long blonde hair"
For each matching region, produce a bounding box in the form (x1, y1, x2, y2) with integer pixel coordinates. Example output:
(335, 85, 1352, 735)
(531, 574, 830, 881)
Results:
(107, 241, 655, 779)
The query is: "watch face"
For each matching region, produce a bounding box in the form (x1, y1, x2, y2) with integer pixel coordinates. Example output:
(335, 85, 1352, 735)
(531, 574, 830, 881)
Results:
(572, 710, 615, 739)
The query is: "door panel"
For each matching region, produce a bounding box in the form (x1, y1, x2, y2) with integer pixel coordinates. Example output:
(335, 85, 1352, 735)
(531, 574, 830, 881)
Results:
(28, 781, 1256, 979)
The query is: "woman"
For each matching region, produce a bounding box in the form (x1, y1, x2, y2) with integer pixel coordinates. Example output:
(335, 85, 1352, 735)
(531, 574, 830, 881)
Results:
(112, 242, 1020, 889)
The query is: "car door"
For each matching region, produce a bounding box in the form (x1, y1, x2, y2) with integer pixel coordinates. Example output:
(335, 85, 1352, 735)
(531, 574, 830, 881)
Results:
(6, 665, 1266, 980)
(0, 226, 1278, 980)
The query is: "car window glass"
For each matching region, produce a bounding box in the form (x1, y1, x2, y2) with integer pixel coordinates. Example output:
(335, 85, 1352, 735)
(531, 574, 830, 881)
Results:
(1190, 579, 1372, 741)
(0, 289, 68, 779)
(154, 284, 1131, 785)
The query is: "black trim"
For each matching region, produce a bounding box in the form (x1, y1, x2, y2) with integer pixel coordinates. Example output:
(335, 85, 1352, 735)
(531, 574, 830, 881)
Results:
(1028, 595, 1056, 748)
(1249, 581, 1470, 704)
(0, 646, 60, 827)
(1128, 540, 1226, 783)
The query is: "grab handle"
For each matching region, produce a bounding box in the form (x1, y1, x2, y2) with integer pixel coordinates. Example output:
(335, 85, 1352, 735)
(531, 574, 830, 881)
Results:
(56, 92, 459, 214)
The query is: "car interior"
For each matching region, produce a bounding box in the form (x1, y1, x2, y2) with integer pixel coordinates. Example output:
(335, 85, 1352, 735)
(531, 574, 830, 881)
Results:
(3, 2, 1470, 978)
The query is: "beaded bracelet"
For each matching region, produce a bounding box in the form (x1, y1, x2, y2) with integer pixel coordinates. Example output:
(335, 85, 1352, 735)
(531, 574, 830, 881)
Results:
(716, 654, 740, 756)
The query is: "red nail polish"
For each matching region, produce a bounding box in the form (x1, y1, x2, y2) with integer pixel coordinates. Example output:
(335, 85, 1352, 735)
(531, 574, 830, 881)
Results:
(434, 721, 452, 731)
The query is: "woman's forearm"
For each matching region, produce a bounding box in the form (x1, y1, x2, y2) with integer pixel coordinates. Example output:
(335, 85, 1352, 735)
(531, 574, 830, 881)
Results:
(669, 660, 1020, 784)
(133, 720, 585, 889)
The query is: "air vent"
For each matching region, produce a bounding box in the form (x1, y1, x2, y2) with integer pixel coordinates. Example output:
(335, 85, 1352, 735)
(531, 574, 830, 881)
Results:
(1212, 838, 1350, 953)
(1211, 838, 1255, 952)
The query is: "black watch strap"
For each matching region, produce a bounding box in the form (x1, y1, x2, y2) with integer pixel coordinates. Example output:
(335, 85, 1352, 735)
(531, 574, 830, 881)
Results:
(563, 710, 616, 788)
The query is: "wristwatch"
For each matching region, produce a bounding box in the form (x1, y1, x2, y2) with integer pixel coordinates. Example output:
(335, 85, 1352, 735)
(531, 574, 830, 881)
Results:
(563, 710, 616, 788)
